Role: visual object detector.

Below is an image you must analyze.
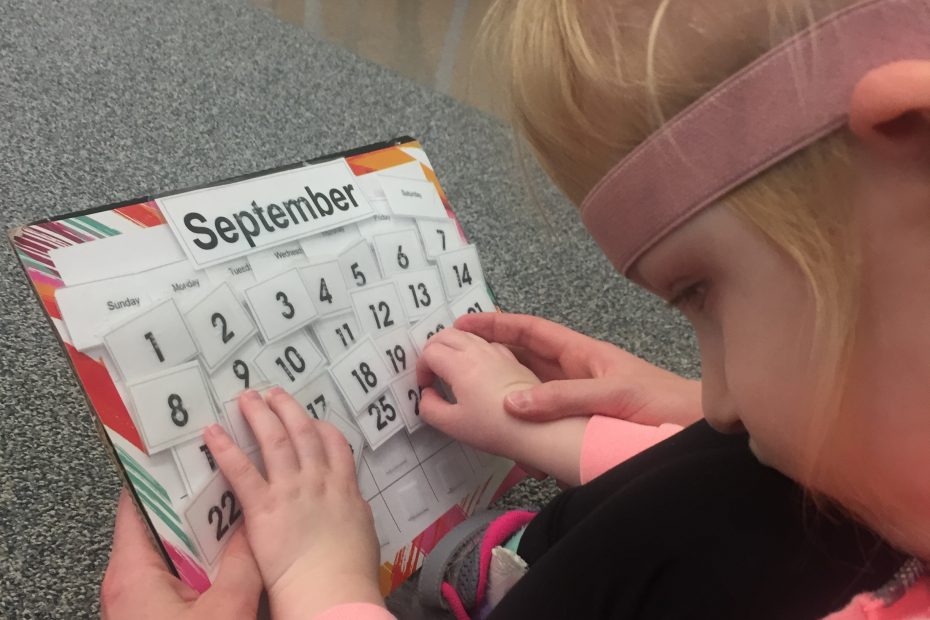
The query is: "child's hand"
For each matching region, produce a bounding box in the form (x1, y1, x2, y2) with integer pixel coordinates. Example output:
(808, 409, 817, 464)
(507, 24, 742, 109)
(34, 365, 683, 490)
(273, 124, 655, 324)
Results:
(416, 327, 542, 457)
(204, 388, 384, 620)
(416, 327, 589, 485)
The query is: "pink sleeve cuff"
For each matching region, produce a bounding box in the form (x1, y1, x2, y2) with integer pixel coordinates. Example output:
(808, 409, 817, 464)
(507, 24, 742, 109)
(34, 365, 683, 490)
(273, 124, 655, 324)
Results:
(579, 416, 683, 484)
(313, 603, 396, 620)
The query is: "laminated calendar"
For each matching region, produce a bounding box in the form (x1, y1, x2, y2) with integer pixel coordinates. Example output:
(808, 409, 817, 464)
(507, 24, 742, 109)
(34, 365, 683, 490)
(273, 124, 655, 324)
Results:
(9, 137, 524, 595)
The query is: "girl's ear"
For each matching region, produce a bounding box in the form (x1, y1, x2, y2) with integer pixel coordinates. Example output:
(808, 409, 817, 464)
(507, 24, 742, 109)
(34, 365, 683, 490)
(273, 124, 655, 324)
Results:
(849, 60, 930, 159)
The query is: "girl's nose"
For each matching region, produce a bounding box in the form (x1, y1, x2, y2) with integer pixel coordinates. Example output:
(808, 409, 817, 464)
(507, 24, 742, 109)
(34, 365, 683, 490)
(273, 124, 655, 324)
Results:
(698, 336, 744, 433)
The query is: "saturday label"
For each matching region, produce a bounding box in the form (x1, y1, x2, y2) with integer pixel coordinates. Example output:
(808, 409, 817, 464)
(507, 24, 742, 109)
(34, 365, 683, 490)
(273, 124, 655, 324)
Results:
(159, 159, 376, 268)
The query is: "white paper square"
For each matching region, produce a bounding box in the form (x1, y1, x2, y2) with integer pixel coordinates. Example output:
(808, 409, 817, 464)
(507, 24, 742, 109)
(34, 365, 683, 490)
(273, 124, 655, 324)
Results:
(362, 431, 416, 489)
(127, 361, 219, 454)
(417, 219, 463, 258)
(55, 274, 153, 351)
(350, 281, 407, 337)
(204, 258, 256, 302)
(172, 436, 223, 495)
(244, 268, 318, 342)
(355, 390, 406, 450)
(208, 337, 265, 402)
(357, 460, 380, 501)
(390, 370, 425, 433)
(183, 471, 243, 566)
(357, 214, 417, 240)
(382, 468, 438, 530)
(408, 304, 455, 354)
(378, 175, 448, 220)
(103, 298, 199, 380)
(311, 311, 362, 361)
(369, 495, 399, 549)
(371, 229, 428, 276)
(298, 260, 352, 316)
(252, 330, 325, 391)
(337, 239, 381, 289)
(144, 260, 212, 311)
(329, 338, 394, 413)
(422, 443, 475, 504)
(184, 283, 257, 370)
(50, 224, 185, 287)
(435, 245, 485, 301)
(463, 445, 499, 473)
(373, 328, 417, 377)
(391, 267, 446, 320)
(448, 281, 496, 318)
(247, 242, 309, 281)
(298, 224, 362, 260)
(409, 424, 454, 462)
(222, 398, 258, 451)
(291, 371, 347, 420)
(327, 411, 366, 469)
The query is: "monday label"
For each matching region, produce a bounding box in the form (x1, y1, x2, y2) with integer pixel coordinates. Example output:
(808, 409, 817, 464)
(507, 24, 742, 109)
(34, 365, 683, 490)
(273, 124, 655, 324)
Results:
(159, 159, 376, 268)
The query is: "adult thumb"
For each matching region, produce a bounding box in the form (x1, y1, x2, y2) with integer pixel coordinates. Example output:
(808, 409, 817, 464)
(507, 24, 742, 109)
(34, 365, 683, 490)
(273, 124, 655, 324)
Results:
(504, 379, 632, 421)
(198, 528, 263, 617)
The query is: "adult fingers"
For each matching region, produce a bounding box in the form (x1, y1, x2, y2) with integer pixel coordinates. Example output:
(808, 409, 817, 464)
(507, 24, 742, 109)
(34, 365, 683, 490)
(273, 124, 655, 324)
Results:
(490, 342, 518, 362)
(264, 387, 327, 472)
(314, 420, 358, 482)
(204, 424, 268, 513)
(107, 489, 170, 575)
(196, 529, 262, 618)
(239, 390, 300, 480)
(504, 378, 633, 421)
(101, 490, 193, 618)
(507, 345, 571, 381)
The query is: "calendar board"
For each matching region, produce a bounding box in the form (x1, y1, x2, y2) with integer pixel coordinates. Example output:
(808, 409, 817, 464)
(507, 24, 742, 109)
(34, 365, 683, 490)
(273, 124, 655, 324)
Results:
(9, 137, 524, 596)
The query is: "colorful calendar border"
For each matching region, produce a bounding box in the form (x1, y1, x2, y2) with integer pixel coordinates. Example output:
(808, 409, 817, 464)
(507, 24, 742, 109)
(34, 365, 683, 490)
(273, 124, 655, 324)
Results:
(9, 136, 524, 595)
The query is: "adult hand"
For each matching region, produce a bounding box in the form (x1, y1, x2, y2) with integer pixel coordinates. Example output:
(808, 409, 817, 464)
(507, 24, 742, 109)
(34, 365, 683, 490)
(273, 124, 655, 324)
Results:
(101, 488, 263, 620)
(454, 312, 703, 428)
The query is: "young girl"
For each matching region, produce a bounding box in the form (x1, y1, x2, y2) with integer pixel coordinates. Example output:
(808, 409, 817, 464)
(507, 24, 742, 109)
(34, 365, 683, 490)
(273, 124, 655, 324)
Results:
(102, 0, 930, 617)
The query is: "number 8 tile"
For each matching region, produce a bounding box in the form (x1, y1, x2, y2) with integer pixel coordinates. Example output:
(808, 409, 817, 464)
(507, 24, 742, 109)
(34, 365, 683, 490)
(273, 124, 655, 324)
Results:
(126, 361, 219, 455)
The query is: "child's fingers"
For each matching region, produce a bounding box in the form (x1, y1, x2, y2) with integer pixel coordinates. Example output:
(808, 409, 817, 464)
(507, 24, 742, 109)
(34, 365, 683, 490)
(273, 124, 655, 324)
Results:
(204, 424, 268, 510)
(429, 327, 485, 351)
(454, 312, 584, 362)
(418, 387, 457, 430)
(238, 390, 300, 481)
(314, 421, 357, 482)
(415, 354, 437, 389)
(264, 388, 327, 472)
(418, 342, 461, 384)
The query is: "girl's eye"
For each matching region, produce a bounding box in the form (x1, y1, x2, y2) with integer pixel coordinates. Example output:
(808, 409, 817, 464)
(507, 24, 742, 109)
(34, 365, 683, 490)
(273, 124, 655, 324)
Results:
(668, 282, 708, 313)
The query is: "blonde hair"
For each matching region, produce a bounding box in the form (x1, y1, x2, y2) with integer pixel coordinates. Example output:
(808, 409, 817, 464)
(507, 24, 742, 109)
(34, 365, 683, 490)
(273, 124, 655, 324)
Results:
(479, 0, 865, 498)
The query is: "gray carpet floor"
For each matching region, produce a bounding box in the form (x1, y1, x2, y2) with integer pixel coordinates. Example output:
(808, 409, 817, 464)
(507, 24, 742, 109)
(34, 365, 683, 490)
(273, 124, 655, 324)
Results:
(0, 1, 699, 617)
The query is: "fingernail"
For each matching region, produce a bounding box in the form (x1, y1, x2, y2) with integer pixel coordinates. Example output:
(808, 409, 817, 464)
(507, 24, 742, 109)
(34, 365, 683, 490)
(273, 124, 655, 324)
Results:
(204, 424, 230, 445)
(506, 390, 530, 411)
(241, 389, 260, 401)
(268, 386, 285, 397)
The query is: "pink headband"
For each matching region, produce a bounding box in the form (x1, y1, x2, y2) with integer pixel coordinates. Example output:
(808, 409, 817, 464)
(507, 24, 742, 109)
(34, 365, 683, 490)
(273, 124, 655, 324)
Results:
(580, 0, 930, 275)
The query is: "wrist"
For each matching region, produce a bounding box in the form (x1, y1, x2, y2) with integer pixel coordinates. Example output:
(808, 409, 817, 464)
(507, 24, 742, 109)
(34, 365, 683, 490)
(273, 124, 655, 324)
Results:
(269, 568, 384, 620)
(510, 416, 588, 485)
